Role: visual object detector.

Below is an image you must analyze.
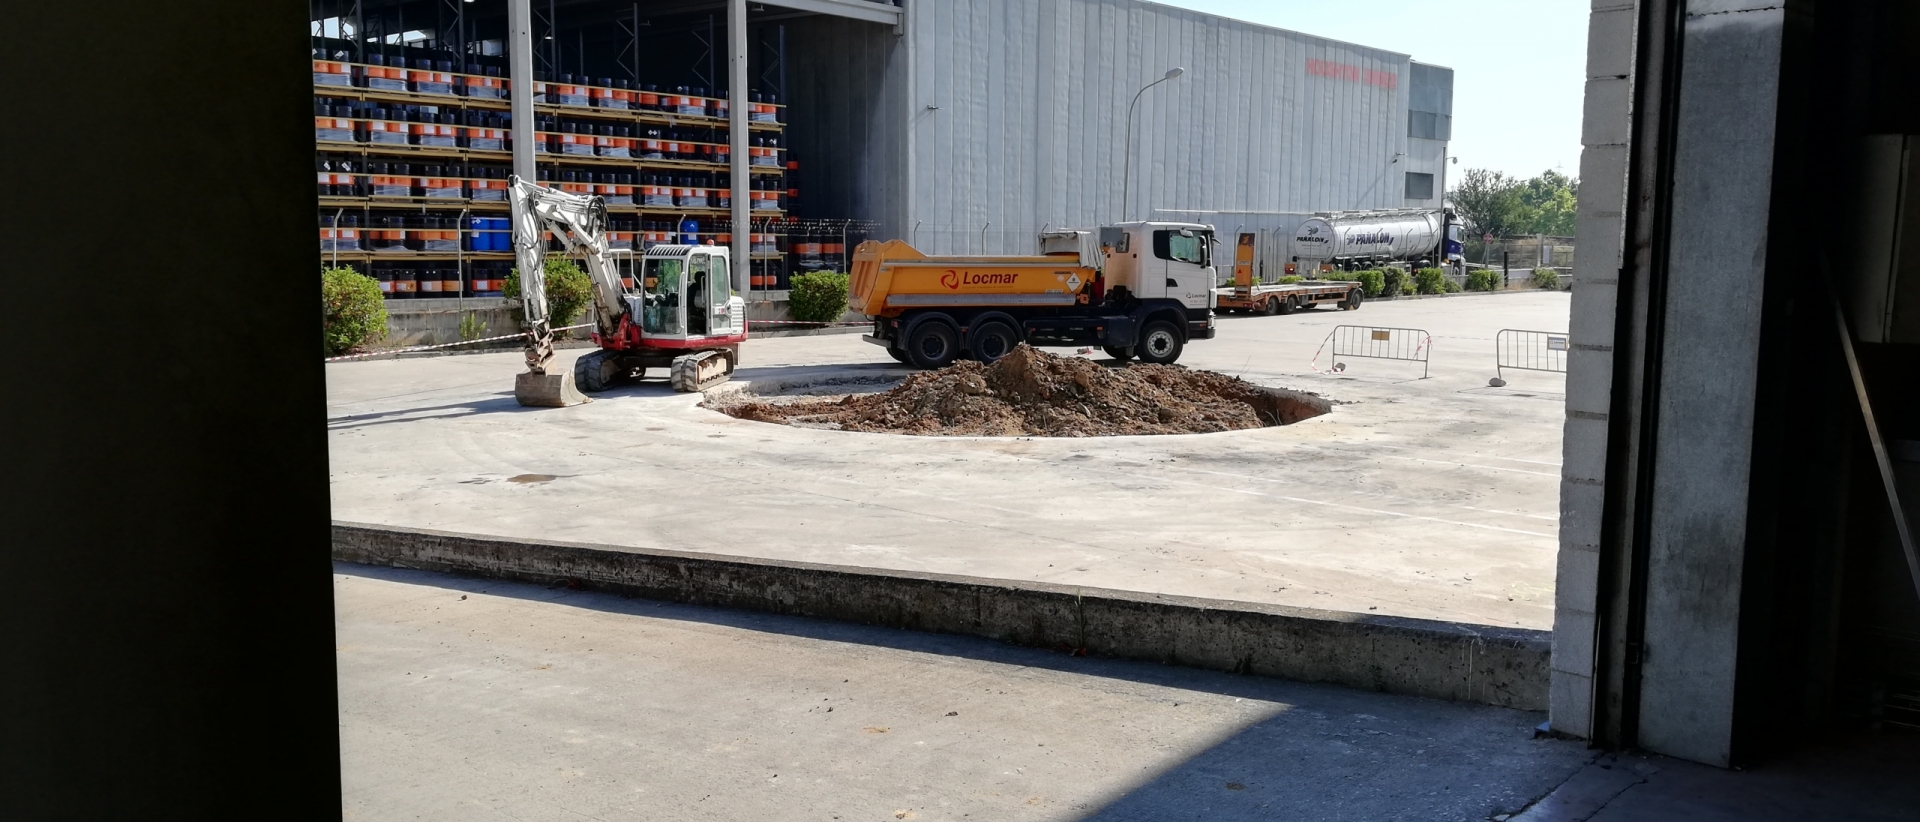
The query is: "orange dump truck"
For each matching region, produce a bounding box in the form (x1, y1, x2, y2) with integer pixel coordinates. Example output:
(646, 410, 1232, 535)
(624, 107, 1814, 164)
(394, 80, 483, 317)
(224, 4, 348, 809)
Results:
(849, 222, 1218, 368)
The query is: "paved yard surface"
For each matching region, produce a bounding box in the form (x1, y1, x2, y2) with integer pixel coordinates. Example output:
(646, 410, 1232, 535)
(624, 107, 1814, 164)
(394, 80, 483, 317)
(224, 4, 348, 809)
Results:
(327, 291, 1570, 628)
(335, 565, 1590, 821)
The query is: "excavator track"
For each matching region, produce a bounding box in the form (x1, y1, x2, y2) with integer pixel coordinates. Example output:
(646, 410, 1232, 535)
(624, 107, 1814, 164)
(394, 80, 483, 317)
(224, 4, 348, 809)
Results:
(669, 350, 734, 392)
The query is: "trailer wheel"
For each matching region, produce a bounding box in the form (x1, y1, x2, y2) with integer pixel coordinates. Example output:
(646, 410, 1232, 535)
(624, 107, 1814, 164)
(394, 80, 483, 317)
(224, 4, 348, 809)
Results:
(1262, 298, 1280, 316)
(1102, 345, 1135, 362)
(1137, 321, 1184, 365)
(1343, 289, 1364, 310)
(968, 321, 1019, 363)
(904, 318, 960, 369)
(1277, 296, 1297, 315)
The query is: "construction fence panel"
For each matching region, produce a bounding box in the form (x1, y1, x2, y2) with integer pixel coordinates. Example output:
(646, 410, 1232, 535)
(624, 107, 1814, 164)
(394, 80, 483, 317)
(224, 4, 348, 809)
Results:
(1317, 325, 1432, 378)
(1491, 328, 1569, 386)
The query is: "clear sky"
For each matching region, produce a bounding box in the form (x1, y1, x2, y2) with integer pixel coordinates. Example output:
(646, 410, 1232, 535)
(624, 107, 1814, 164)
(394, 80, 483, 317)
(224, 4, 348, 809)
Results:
(1153, 0, 1589, 186)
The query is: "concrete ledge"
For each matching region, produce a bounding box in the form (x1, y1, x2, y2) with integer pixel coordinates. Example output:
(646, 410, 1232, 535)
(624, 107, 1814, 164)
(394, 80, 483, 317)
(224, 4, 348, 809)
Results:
(333, 522, 1551, 710)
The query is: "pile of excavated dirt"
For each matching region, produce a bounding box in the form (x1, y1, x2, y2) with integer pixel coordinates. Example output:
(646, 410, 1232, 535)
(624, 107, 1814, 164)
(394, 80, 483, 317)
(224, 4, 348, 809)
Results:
(714, 345, 1332, 437)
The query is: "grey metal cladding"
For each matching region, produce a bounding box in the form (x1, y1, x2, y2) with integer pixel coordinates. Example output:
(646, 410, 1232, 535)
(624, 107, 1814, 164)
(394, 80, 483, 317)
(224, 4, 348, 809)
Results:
(842, 0, 1451, 253)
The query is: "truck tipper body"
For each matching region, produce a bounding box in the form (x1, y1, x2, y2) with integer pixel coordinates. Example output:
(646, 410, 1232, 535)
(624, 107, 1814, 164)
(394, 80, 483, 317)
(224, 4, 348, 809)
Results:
(849, 222, 1218, 368)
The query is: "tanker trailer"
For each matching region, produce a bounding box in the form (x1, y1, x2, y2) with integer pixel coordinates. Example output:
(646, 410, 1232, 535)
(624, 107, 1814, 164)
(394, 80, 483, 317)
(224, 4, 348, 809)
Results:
(1291, 208, 1464, 272)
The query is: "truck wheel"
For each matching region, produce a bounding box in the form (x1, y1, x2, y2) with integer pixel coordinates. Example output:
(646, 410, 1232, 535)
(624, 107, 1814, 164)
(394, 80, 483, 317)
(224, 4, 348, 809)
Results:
(1263, 298, 1281, 316)
(886, 347, 910, 364)
(1136, 321, 1184, 365)
(968, 321, 1019, 363)
(1277, 296, 1297, 315)
(573, 349, 624, 392)
(1102, 345, 1135, 362)
(904, 318, 960, 369)
(1343, 289, 1364, 310)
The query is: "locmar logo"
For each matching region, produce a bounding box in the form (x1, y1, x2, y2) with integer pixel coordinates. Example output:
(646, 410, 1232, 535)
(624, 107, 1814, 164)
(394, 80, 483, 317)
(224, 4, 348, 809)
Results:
(940, 270, 1018, 290)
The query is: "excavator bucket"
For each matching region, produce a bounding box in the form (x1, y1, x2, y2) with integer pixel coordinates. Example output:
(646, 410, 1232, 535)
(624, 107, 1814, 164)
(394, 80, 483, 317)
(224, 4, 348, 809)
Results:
(515, 370, 589, 407)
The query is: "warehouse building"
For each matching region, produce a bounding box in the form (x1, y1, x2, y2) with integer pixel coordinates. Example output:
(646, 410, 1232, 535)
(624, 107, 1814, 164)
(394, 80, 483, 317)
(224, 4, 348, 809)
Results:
(307, 0, 1452, 307)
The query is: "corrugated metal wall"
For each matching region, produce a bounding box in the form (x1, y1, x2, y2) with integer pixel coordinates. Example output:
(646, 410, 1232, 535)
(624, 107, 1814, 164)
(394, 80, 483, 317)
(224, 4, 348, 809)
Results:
(900, 0, 1447, 254)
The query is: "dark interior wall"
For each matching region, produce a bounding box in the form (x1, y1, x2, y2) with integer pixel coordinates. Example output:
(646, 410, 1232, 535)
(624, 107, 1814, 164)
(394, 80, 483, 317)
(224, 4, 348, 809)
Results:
(3, 0, 340, 817)
(1729, 0, 1920, 760)
(783, 15, 908, 236)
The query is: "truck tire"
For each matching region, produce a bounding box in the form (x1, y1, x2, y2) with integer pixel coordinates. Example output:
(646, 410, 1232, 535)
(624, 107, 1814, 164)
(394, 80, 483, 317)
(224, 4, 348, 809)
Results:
(886, 347, 910, 364)
(1263, 297, 1281, 316)
(1137, 321, 1184, 365)
(1277, 296, 1297, 315)
(968, 320, 1019, 363)
(1343, 289, 1364, 310)
(1102, 345, 1135, 362)
(904, 317, 960, 369)
(573, 349, 623, 392)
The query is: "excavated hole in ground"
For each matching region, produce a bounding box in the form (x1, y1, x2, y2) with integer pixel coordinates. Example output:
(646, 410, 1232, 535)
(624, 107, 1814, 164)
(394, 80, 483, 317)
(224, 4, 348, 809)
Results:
(703, 345, 1332, 437)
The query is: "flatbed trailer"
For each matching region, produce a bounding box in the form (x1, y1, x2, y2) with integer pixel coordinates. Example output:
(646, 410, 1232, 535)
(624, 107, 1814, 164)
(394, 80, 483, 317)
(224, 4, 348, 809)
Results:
(1215, 280, 1364, 315)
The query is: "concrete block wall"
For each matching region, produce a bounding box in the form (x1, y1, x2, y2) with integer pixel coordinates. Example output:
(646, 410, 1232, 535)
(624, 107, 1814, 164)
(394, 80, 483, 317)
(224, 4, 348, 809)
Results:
(380, 298, 517, 347)
(1551, 0, 1638, 741)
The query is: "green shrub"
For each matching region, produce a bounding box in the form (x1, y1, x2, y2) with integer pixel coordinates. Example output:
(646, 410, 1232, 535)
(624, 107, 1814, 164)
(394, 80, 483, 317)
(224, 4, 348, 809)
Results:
(1277, 275, 1305, 285)
(1353, 269, 1385, 298)
(1465, 268, 1501, 292)
(504, 255, 594, 328)
(321, 266, 387, 356)
(1530, 268, 1561, 290)
(458, 312, 489, 342)
(1444, 277, 1463, 293)
(1414, 267, 1447, 295)
(787, 270, 852, 323)
(1381, 268, 1407, 298)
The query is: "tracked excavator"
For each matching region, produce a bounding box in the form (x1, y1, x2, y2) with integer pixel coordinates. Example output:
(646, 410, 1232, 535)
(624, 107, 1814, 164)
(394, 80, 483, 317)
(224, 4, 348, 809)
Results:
(510, 176, 747, 407)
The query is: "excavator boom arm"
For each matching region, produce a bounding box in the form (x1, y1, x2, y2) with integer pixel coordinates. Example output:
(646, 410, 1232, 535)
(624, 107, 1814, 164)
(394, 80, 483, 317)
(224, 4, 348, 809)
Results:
(508, 176, 628, 372)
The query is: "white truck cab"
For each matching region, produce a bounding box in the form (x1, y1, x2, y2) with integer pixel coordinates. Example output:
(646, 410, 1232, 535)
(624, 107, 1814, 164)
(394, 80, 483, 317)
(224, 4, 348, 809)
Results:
(1098, 222, 1217, 311)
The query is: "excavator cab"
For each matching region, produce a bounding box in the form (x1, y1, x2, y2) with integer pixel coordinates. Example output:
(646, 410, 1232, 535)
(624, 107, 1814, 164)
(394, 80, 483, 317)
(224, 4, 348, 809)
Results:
(632, 245, 740, 342)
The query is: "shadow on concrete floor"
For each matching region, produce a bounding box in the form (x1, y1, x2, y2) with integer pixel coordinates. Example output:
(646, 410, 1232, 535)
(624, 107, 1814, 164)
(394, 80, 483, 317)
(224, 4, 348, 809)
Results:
(1514, 733, 1920, 822)
(337, 562, 1589, 821)
(337, 562, 1920, 821)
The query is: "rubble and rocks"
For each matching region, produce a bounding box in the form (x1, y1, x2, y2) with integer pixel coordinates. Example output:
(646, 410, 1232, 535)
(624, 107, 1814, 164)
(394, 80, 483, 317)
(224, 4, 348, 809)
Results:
(711, 345, 1331, 437)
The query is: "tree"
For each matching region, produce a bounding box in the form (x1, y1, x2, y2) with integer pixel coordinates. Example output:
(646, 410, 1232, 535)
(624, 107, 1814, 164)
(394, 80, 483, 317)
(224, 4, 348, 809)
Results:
(1516, 170, 1578, 236)
(1449, 168, 1527, 239)
(1448, 168, 1580, 238)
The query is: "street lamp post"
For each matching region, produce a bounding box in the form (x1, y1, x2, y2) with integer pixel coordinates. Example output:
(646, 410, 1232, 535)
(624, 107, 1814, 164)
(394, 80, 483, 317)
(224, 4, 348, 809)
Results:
(1122, 67, 1184, 222)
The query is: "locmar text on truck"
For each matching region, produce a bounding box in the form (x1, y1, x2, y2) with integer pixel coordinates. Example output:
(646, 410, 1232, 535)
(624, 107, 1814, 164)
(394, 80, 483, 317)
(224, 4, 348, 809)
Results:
(850, 222, 1228, 368)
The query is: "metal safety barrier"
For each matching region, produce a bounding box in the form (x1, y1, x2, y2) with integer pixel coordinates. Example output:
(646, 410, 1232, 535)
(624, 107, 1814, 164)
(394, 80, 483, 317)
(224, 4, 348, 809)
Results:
(1489, 328, 1569, 386)
(1311, 325, 1432, 378)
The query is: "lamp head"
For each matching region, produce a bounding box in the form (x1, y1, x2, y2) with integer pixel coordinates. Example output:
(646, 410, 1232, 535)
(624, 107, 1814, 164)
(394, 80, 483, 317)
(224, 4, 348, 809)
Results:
(1165, 67, 1185, 79)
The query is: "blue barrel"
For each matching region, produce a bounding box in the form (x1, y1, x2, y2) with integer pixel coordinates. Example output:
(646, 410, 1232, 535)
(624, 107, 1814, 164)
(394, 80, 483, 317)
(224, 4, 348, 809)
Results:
(679, 218, 699, 245)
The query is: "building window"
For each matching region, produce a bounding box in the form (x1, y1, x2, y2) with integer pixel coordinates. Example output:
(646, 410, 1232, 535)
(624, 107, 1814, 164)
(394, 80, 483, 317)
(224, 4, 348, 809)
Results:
(1409, 111, 1437, 140)
(1405, 172, 1435, 200)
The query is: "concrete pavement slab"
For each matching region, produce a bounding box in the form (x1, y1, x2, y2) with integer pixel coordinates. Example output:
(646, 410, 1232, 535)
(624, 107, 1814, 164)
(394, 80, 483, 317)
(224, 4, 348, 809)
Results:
(327, 292, 1571, 629)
